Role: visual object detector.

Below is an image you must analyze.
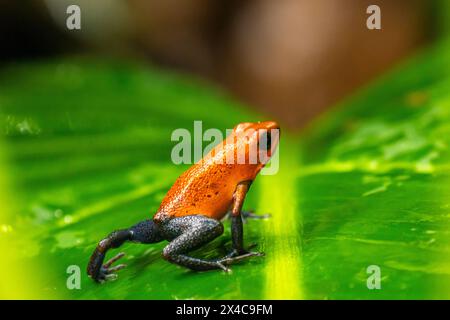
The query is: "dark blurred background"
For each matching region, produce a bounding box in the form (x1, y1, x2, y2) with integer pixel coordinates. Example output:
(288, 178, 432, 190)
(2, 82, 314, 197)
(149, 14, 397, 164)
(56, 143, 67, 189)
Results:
(0, 0, 436, 129)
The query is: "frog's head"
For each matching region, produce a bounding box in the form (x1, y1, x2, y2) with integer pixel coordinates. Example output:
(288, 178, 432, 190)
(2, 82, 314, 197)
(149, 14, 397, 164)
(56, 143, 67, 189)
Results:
(231, 121, 280, 167)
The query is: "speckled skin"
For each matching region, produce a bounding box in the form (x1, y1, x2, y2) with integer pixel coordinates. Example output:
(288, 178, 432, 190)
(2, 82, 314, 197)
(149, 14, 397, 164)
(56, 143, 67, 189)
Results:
(87, 121, 280, 282)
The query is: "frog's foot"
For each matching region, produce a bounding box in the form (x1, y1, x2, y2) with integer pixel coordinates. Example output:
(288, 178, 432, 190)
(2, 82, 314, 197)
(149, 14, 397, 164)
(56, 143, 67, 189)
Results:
(214, 261, 232, 273)
(241, 210, 271, 223)
(96, 252, 127, 283)
(225, 242, 261, 257)
(219, 251, 265, 266)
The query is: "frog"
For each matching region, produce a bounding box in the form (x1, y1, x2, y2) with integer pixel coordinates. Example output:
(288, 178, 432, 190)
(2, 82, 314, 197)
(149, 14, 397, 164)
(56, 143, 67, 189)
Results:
(87, 121, 280, 282)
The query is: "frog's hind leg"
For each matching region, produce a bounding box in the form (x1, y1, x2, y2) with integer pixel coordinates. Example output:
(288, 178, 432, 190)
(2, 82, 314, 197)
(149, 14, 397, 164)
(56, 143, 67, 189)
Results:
(161, 215, 227, 271)
(87, 219, 164, 282)
(161, 215, 262, 272)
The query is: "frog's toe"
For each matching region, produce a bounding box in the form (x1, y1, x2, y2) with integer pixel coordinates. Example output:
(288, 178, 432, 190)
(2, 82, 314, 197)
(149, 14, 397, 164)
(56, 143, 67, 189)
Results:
(241, 210, 271, 223)
(97, 265, 127, 283)
(104, 252, 125, 267)
(104, 273, 119, 281)
(216, 262, 232, 273)
(225, 244, 262, 258)
(95, 253, 127, 283)
(220, 251, 264, 266)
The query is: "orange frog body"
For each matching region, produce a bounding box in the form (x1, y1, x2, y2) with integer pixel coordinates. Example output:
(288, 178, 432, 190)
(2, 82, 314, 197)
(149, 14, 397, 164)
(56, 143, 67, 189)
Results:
(155, 121, 279, 222)
(88, 121, 280, 282)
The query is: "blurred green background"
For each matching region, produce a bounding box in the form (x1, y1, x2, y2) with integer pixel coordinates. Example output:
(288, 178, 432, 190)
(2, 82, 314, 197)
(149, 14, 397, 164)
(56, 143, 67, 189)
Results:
(0, 0, 449, 299)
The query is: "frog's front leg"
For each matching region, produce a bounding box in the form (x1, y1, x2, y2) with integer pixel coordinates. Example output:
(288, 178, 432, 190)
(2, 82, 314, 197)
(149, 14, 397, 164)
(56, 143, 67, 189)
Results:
(227, 181, 265, 258)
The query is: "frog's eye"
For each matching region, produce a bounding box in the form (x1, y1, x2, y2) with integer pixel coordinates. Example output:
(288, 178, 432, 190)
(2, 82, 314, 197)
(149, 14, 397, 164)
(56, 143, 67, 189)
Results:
(258, 131, 272, 152)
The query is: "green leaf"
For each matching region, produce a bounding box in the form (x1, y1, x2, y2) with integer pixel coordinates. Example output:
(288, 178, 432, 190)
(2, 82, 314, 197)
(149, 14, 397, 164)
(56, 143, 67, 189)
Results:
(299, 41, 450, 299)
(0, 40, 449, 299)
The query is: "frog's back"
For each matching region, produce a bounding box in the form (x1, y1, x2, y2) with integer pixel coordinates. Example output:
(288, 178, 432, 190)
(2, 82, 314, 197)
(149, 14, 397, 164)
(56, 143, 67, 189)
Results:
(153, 162, 242, 222)
(153, 122, 271, 222)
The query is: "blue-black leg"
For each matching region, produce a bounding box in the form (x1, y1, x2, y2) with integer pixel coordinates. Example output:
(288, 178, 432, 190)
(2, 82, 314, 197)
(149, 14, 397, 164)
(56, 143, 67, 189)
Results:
(161, 215, 229, 271)
(230, 215, 245, 253)
(226, 182, 265, 259)
(161, 214, 264, 272)
(225, 214, 264, 260)
(87, 219, 163, 282)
